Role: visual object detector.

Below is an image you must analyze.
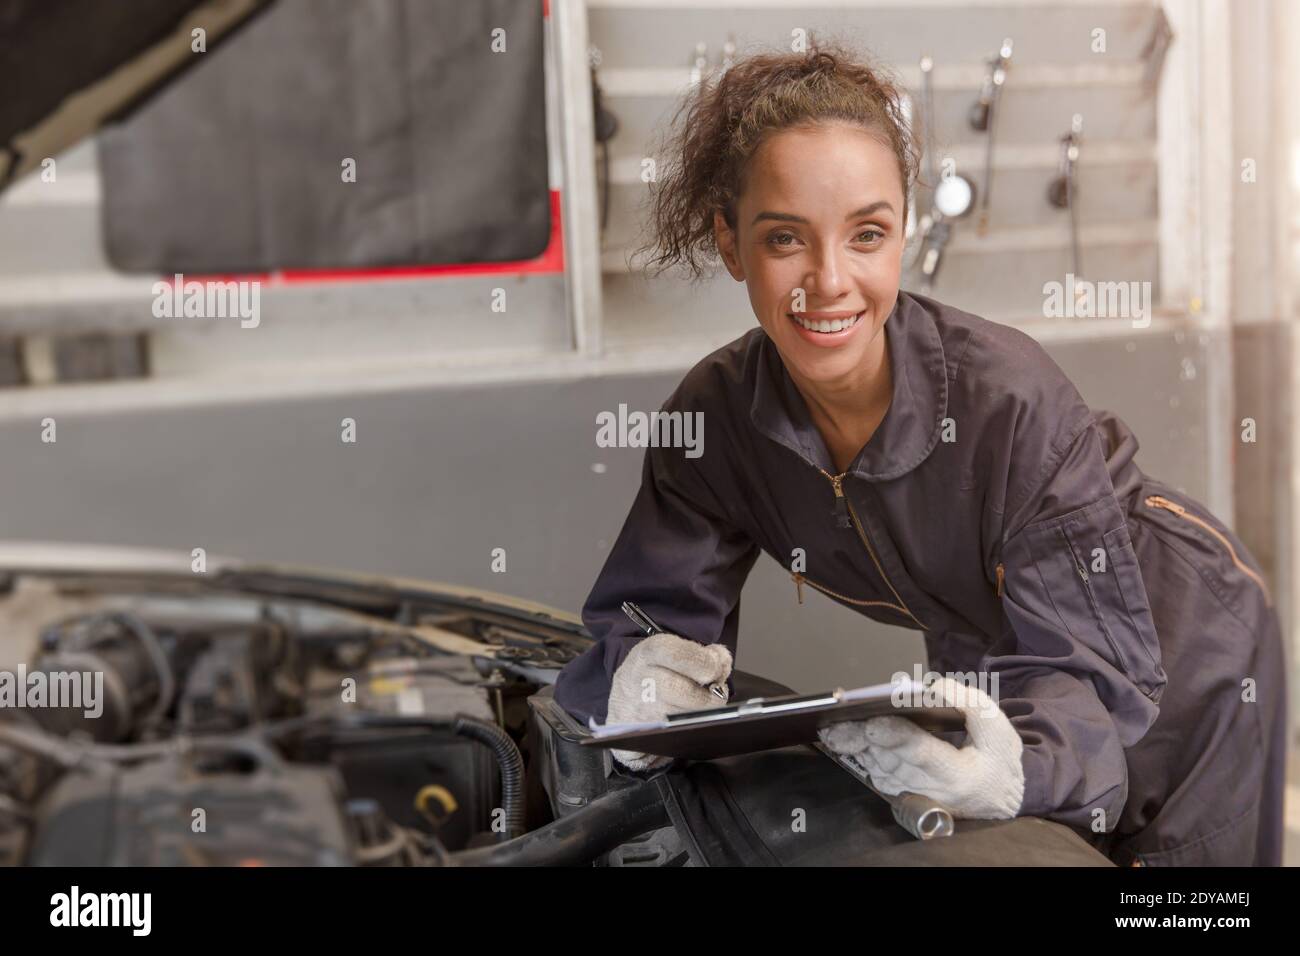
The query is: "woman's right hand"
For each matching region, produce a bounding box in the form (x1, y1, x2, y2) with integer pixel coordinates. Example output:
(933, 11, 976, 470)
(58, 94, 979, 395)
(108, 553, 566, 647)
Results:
(605, 632, 733, 771)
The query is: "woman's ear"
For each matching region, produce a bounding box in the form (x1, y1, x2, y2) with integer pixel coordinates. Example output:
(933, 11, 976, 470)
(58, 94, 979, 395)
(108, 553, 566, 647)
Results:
(713, 209, 745, 281)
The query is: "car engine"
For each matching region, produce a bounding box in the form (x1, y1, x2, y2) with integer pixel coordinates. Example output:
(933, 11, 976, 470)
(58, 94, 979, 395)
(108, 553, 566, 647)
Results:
(0, 568, 591, 866)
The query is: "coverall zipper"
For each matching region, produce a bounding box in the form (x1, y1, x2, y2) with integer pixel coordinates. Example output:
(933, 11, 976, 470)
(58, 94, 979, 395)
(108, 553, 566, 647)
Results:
(1144, 494, 1273, 607)
(791, 571, 920, 616)
(788, 469, 927, 629)
(1066, 536, 1129, 668)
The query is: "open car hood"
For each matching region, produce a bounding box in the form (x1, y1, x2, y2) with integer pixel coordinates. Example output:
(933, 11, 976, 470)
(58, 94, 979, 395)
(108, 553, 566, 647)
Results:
(0, 0, 275, 191)
(0, 540, 592, 670)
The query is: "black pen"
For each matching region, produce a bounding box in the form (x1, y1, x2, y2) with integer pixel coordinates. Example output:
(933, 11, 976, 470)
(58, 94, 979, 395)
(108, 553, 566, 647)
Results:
(620, 601, 728, 700)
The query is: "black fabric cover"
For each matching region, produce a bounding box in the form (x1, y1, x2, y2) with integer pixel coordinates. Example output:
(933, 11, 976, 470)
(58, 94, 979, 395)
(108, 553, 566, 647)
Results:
(661, 747, 1116, 867)
(96, 0, 550, 273)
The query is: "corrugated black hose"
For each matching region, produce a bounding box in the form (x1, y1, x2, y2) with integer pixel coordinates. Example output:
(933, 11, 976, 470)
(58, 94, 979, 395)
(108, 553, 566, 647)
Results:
(320, 713, 526, 842)
(449, 777, 670, 867)
(447, 714, 526, 841)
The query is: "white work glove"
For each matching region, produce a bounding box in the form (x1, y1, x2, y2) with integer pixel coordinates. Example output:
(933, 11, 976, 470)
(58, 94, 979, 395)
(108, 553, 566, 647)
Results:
(605, 632, 732, 772)
(819, 676, 1025, 819)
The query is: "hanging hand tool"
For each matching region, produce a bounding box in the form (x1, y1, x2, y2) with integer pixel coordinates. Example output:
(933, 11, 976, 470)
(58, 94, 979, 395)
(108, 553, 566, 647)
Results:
(969, 38, 1013, 235)
(1047, 113, 1085, 285)
(914, 55, 977, 287)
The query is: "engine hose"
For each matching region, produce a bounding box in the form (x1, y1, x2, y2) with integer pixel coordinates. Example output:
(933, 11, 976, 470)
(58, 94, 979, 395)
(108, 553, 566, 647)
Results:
(448, 715, 525, 841)
(99, 611, 176, 728)
(43, 610, 176, 731)
(448, 777, 669, 867)
(0, 722, 272, 771)
(0, 720, 148, 769)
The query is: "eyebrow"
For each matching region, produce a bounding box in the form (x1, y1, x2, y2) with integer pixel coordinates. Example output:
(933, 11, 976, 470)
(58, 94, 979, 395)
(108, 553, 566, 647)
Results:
(750, 201, 895, 227)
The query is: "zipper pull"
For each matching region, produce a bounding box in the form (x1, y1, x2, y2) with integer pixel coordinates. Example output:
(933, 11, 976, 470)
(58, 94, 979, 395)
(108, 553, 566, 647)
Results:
(995, 562, 1004, 598)
(1146, 494, 1186, 516)
(792, 572, 805, 605)
(829, 474, 851, 528)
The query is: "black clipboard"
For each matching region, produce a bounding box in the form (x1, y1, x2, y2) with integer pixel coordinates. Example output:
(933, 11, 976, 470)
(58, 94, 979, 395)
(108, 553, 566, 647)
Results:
(580, 685, 967, 761)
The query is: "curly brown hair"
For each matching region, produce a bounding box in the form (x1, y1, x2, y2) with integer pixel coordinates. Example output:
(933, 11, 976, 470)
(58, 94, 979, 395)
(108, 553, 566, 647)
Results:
(632, 36, 920, 285)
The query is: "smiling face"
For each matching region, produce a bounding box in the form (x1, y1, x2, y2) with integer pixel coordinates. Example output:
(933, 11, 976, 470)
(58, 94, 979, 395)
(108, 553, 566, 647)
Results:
(714, 122, 906, 390)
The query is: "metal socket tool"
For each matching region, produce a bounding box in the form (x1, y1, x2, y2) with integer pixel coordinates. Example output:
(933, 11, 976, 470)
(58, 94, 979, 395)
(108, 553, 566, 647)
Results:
(814, 741, 955, 841)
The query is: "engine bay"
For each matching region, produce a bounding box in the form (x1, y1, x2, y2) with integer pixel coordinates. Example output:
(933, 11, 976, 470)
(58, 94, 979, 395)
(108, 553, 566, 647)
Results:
(0, 561, 594, 866)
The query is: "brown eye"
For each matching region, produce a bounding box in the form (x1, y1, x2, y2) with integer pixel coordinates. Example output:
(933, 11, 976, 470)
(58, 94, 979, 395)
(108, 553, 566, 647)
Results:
(766, 232, 797, 247)
(856, 228, 885, 243)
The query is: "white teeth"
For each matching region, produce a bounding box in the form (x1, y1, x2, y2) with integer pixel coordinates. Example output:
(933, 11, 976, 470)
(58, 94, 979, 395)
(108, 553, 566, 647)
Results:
(790, 312, 862, 333)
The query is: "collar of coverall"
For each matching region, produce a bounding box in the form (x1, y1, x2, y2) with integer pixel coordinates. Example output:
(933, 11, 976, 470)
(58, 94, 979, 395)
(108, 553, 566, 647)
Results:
(749, 290, 950, 482)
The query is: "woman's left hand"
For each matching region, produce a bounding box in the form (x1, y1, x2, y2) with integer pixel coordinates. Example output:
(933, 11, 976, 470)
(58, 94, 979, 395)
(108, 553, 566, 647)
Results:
(818, 676, 1026, 819)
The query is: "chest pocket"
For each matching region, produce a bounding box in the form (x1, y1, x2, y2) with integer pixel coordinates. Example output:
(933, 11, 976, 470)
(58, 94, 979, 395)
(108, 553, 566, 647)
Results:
(1018, 495, 1165, 703)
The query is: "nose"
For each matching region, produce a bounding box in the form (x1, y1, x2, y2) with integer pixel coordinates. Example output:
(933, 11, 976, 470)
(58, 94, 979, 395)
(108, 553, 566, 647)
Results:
(804, 243, 853, 302)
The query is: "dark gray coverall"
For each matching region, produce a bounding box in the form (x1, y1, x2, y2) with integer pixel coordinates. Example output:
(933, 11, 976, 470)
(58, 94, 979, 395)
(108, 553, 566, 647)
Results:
(554, 290, 1287, 866)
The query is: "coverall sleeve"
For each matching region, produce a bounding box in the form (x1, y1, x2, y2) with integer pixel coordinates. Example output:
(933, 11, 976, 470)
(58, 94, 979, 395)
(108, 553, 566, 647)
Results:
(552, 436, 761, 726)
(988, 412, 1166, 830)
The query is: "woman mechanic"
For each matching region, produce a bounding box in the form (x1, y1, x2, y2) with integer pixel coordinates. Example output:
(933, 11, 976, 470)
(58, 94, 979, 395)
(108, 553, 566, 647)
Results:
(553, 41, 1287, 867)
